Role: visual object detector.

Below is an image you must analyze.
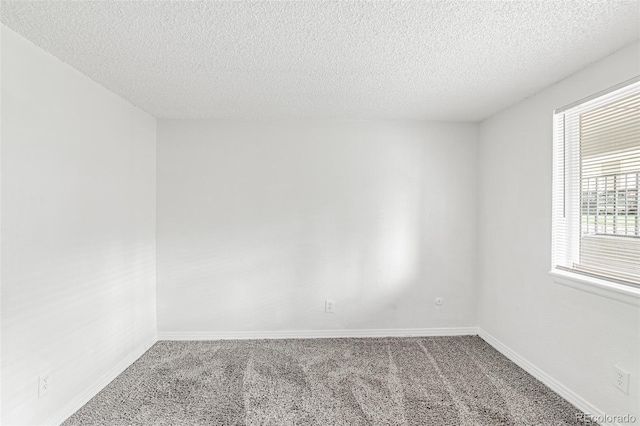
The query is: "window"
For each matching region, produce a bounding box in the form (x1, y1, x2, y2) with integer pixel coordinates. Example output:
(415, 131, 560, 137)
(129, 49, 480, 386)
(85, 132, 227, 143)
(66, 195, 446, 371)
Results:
(552, 78, 640, 288)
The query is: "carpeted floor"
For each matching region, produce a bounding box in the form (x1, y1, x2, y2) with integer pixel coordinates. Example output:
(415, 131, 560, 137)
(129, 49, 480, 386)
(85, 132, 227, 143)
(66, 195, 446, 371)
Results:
(63, 336, 587, 425)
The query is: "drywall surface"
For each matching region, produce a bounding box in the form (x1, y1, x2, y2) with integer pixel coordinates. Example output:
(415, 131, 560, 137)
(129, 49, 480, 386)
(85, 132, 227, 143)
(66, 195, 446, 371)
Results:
(157, 120, 478, 333)
(478, 41, 640, 419)
(1, 26, 157, 425)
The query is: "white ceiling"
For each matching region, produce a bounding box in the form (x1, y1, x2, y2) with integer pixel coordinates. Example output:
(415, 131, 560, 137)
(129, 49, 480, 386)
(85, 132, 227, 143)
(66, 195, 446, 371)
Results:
(1, 1, 639, 121)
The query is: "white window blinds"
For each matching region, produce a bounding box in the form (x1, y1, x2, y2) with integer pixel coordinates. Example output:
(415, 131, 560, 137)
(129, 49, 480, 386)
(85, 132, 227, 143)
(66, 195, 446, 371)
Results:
(552, 78, 640, 287)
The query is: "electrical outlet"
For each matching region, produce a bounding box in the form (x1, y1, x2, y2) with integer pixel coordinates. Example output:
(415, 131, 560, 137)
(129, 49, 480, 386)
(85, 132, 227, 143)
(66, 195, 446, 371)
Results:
(614, 366, 629, 394)
(38, 375, 51, 398)
(325, 299, 335, 313)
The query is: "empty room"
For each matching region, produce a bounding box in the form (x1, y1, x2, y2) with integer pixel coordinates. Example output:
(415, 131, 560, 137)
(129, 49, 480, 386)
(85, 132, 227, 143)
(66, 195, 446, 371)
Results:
(1, 1, 639, 425)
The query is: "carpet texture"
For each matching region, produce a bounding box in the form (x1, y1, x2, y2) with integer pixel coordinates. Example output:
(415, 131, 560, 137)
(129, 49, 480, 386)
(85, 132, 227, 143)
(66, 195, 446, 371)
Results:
(63, 336, 586, 425)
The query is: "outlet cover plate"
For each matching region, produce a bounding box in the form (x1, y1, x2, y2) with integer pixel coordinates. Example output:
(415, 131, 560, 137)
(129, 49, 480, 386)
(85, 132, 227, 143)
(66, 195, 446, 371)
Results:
(38, 375, 51, 398)
(325, 299, 335, 313)
(614, 365, 629, 394)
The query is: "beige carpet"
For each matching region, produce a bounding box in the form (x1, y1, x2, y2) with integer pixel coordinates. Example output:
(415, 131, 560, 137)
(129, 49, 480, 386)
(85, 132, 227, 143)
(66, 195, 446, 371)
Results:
(63, 336, 586, 425)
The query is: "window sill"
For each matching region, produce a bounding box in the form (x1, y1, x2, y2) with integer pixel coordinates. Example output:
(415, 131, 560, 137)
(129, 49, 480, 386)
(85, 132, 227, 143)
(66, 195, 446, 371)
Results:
(549, 269, 640, 306)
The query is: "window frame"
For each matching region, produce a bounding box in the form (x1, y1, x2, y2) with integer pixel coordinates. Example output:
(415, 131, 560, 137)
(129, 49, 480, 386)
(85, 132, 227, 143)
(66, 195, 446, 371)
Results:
(550, 76, 640, 306)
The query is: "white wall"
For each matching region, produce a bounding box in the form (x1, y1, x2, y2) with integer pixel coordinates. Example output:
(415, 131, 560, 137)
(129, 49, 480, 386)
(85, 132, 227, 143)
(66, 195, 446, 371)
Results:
(1, 26, 157, 425)
(478, 41, 640, 419)
(157, 120, 478, 334)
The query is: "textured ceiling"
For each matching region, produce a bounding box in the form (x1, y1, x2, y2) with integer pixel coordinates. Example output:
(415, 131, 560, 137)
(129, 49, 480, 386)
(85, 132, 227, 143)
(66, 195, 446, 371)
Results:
(1, 1, 639, 121)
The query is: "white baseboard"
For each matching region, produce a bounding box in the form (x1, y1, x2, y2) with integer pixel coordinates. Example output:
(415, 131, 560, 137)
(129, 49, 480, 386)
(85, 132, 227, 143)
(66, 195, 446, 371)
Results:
(158, 327, 478, 341)
(478, 328, 618, 426)
(44, 334, 158, 426)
